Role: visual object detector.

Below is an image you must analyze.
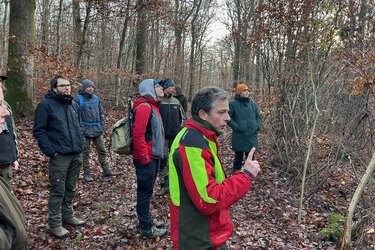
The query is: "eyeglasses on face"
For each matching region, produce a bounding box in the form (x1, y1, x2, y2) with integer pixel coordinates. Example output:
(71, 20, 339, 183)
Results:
(154, 84, 162, 88)
(56, 84, 71, 88)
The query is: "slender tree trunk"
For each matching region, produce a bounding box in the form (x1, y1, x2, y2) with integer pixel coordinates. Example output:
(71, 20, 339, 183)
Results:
(7, 0, 35, 118)
(232, 0, 242, 88)
(135, 0, 147, 75)
(40, 0, 50, 52)
(188, 22, 196, 101)
(114, 0, 131, 106)
(77, 1, 92, 70)
(188, 0, 202, 101)
(56, 0, 63, 61)
(72, 0, 82, 57)
(0, 0, 9, 71)
(339, 151, 375, 250)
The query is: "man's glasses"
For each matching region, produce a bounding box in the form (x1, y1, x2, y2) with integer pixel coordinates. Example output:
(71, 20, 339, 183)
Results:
(154, 84, 162, 88)
(56, 84, 71, 88)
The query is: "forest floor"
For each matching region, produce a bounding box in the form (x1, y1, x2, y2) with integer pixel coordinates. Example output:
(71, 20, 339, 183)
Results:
(12, 109, 375, 249)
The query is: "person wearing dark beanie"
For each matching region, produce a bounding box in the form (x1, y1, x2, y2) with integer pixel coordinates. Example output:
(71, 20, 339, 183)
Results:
(228, 83, 261, 173)
(73, 79, 118, 182)
(156, 78, 186, 196)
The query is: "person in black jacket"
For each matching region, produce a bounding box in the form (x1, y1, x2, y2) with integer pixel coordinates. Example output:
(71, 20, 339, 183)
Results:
(174, 84, 188, 113)
(34, 76, 86, 239)
(73, 79, 117, 182)
(156, 78, 186, 196)
(0, 74, 19, 187)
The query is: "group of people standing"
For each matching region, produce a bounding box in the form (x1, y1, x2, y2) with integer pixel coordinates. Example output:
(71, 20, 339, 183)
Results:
(0, 71, 262, 249)
(130, 79, 262, 248)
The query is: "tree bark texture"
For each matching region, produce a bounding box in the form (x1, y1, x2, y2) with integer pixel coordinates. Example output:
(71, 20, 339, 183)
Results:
(135, 0, 147, 75)
(7, 0, 35, 118)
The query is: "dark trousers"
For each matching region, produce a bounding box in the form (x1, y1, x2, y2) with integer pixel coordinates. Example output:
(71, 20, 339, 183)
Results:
(159, 137, 174, 188)
(233, 151, 250, 173)
(48, 153, 82, 228)
(134, 158, 159, 230)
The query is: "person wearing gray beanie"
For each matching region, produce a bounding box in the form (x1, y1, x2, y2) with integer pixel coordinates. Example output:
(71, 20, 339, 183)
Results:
(73, 79, 118, 182)
(82, 79, 94, 91)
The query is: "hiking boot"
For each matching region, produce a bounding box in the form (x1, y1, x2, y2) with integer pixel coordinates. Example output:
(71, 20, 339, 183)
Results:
(50, 226, 70, 239)
(102, 170, 119, 177)
(62, 217, 86, 227)
(156, 186, 169, 196)
(84, 174, 93, 182)
(140, 226, 167, 237)
(153, 221, 164, 228)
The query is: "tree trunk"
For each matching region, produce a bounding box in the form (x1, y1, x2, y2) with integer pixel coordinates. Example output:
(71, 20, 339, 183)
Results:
(56, 0, 63, 61)
(40, 0, 50, 52)
(7, 0, 35, 118)
(0, 0, 9, 71)
(339, 151, 375, 250)
(72, 0, 82, 56)
(188, 0, 202, 101)
(232, 0, 242, 88)
(114, 0, 131, 106)
(135, 0, 147, 75)
(77, 1, 92, 70)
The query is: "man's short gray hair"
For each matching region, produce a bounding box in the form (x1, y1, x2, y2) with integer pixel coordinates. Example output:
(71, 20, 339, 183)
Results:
(191, 86, 229, 116)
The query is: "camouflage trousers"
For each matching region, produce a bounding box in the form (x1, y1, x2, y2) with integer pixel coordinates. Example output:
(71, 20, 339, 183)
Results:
(82, 135, 110, 174)
(158, 137, 174, 188)
(0, 163, 13, 187)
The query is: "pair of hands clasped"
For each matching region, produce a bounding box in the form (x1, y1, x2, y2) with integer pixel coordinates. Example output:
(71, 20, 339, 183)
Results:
(243, 147, 260, 178)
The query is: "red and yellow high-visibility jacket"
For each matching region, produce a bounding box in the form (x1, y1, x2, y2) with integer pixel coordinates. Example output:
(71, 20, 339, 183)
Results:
(169, 117, 253, 249)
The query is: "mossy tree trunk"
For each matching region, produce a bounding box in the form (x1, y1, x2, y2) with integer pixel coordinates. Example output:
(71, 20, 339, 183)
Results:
(7, 0, 35, 118)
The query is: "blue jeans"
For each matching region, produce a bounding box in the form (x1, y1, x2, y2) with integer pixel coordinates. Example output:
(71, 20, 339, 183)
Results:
(134, 158, 160, 230)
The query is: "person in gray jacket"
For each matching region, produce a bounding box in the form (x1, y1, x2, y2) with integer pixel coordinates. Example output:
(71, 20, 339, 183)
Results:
(131, 79, 167, 237)
(74, 79, 117, 182)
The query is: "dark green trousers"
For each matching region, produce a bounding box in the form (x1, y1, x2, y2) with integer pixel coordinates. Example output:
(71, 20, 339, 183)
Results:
(82, 135, 110, 174)
(48, 153, 82, 228)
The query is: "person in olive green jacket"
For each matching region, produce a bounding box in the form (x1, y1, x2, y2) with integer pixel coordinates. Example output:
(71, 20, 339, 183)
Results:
(228, 83, 261, 173)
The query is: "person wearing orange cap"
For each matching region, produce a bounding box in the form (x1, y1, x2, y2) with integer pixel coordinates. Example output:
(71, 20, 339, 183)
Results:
(228, 83, 261, 173)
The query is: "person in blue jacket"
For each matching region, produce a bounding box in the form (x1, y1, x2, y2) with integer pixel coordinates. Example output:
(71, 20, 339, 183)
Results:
(74, 79, 117, 182)
(34, 75, 86, 238)
(228, 83, 261, 173)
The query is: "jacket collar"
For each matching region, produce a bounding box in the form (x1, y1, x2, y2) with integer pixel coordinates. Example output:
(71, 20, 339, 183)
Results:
(187, 116, 219, 142)
(235, 94, 250, 103)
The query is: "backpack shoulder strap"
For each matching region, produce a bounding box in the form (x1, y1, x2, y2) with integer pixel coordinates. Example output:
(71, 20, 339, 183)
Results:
(78, 95, 83, 110)
(93, 94, 99, 104)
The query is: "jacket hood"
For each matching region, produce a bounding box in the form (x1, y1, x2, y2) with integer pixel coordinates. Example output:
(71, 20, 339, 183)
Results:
(139, 79, 157, 100)
(45, 89, 58, 99)
(235, 94, 250, 103)
(45, 89, 73, 104)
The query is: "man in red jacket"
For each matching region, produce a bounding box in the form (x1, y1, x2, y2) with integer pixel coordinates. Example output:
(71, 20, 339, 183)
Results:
(132, 79, 167, 237)
(169, 86, 261, 249)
